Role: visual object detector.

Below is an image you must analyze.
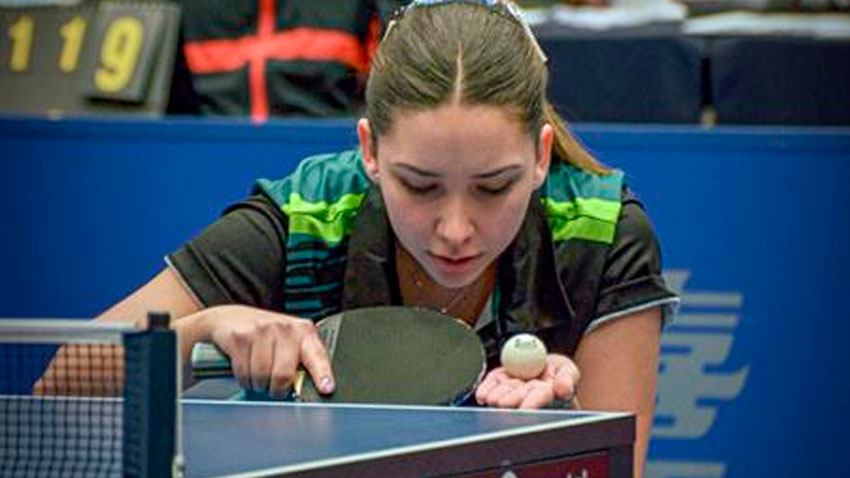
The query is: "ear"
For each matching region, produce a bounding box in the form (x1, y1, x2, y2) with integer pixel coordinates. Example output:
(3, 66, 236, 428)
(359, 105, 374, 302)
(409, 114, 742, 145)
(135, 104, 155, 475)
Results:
(357, 118, 380, 183)
(533, 123, 553, 189)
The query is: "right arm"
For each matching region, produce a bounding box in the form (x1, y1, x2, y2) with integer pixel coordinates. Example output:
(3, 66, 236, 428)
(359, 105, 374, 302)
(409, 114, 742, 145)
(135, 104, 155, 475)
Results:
(34, 267, 333, 397)
(33, 267, 200, 396)
(35, 196, 333, 397)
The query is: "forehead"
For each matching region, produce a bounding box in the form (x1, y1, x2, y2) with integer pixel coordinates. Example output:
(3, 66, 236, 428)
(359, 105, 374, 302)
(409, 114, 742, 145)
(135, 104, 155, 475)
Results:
(379, 103, 535, 170)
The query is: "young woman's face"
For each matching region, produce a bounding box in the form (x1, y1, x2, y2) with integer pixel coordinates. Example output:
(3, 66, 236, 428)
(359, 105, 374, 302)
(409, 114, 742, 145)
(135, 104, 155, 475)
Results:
(359, 103, 552, 289)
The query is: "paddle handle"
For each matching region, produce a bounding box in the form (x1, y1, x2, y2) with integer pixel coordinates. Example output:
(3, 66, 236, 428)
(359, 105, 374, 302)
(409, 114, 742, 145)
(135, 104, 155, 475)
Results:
(190, 342, 309, 398)
(191, 342, 232, 378)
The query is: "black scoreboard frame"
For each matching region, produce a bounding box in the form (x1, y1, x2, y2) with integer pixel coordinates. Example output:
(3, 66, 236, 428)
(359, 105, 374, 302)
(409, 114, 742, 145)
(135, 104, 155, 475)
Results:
(0, 0, 180, 116)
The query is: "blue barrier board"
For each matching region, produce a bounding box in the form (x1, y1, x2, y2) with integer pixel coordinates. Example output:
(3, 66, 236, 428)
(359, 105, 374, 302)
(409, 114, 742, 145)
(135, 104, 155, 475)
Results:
(2, 117, 849, 477)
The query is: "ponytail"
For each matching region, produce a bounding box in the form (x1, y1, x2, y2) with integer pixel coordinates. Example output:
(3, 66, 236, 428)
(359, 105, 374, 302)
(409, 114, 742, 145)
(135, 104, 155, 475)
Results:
(543, 101, 610, 175)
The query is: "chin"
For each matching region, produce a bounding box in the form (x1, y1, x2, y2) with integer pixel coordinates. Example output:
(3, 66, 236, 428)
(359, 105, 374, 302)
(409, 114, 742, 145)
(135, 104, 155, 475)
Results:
(426, 261, 487, 290)
(432, 275, 477, 290)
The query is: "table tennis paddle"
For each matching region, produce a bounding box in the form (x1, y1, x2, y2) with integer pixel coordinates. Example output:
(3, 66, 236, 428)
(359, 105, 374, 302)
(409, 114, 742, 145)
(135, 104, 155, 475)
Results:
(191, 306, 487, 406)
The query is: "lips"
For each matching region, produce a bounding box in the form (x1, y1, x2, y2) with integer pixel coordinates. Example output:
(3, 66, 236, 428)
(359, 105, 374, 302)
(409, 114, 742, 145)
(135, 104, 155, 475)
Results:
(434, 255, 475, 265)
(422, 251, 486, 288)
(428, 252, 482, 274)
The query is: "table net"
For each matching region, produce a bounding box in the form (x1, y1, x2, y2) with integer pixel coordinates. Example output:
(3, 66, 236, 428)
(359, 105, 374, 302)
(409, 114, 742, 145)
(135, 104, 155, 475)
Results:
(0, 316, 180, 478)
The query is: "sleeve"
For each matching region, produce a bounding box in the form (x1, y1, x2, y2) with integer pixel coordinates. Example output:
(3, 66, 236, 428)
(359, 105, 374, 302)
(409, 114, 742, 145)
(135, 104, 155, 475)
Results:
(587, 192, 680, 335)
(166, 195, 289, 312)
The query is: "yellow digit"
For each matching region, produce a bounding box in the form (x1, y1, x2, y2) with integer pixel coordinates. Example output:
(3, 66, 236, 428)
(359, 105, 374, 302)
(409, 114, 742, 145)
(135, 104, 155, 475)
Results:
(58, 16, 87, 73)
(8, 14, 34, 72)
(94, 16, 144, 93)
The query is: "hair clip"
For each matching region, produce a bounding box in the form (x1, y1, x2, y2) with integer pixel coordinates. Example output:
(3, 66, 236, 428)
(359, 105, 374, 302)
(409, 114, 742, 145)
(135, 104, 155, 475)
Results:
(382, 0, 547, 63)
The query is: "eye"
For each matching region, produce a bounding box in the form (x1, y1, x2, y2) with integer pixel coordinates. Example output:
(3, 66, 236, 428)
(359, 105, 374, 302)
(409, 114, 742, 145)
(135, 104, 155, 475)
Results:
(401, 180, 438, 195)
(477, 180, 515, 196)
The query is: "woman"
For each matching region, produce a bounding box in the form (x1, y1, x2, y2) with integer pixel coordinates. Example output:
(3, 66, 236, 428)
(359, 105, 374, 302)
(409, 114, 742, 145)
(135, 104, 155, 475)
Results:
(41, 1, 677, 475)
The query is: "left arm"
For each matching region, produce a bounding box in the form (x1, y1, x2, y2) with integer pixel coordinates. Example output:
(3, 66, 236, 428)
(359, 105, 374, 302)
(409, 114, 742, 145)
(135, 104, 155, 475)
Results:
(474, 307, 661, 478)
(477, 193, 673, 477)
(573, 307, 662, 478)
(572, 192, 670, 477)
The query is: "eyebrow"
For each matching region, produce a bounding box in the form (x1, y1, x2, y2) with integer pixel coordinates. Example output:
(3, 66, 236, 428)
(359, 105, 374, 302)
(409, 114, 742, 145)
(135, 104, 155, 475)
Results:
(390, 163, 524, 179)
(472, 165, 524, 179)
(390, 163, 441, 178)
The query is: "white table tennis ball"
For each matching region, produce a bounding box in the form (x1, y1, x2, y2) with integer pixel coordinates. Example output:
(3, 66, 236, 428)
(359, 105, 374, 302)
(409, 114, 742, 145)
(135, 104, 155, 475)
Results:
(500, 333, 547, 380)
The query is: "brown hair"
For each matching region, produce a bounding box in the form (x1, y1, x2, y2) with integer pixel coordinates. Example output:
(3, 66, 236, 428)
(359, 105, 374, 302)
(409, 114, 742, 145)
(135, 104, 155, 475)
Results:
(365, 1, 608, 175)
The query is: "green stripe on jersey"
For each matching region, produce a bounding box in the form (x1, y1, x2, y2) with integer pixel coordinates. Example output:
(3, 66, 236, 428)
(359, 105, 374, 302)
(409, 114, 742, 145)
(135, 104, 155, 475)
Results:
(540, 163, 624, 244)
(541, 197, 621, 243)
(543, 211, 618, 243)
(283, 192, 365, 244)
(256, 149, 371, 245)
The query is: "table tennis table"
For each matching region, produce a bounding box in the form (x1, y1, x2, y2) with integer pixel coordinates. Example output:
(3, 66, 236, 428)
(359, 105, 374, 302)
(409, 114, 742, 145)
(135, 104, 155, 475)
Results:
(1, 396, 634, 478)
(1, 320, 636, 478)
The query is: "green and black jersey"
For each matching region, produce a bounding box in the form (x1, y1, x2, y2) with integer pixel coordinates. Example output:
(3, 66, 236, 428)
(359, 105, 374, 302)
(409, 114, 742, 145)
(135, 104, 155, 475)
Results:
(169, 149, 678, 364)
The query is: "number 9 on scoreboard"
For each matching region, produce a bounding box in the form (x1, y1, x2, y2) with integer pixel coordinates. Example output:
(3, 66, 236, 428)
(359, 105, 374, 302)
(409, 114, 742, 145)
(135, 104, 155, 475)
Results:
(94, 15, 144, 93)
(83, 1, 171, 103)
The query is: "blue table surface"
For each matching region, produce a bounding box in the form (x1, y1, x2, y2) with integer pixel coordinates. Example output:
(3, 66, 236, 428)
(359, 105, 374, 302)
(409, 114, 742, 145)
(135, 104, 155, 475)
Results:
(182, 401, 615, 477)
(0, 396, 624, 478)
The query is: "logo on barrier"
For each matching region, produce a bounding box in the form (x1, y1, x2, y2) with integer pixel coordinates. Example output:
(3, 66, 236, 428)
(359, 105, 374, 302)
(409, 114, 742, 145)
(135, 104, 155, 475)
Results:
(647, 270, 750, 478)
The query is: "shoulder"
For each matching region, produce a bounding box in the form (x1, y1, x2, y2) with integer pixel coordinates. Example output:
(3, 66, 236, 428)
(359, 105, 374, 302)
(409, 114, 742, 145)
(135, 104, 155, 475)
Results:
(539, 162, 625, 245)
(592, 188, 679, 331)
(614, 191, 660, 255)
(539, 166, 677, 332)
(542, 162, 625, 201)
(252, 149, 373, 245)
(254, 149, 372, 209)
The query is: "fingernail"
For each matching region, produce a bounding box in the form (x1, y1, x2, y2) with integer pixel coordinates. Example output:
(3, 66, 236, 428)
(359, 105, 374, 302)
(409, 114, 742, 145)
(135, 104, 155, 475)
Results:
(320, 376, 334, 393)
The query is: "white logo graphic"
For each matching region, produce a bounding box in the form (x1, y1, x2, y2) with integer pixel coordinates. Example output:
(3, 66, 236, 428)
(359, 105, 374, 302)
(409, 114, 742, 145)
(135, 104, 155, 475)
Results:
(646, 460, 726, 478)
(654, 270, 749, 439)
(646, 270, 750, 478)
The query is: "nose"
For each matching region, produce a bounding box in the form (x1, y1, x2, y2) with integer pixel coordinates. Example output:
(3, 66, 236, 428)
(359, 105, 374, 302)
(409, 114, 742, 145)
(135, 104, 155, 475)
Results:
(435, 197, 474, 247)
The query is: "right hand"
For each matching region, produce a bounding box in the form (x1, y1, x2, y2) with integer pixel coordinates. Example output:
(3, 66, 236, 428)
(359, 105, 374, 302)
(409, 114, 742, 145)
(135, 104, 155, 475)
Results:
(191, 305, 334, 398)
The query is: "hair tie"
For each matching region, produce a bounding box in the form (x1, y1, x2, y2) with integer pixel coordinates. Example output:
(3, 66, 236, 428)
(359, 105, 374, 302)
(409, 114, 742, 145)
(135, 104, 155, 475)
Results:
(383, 0, 547, 63)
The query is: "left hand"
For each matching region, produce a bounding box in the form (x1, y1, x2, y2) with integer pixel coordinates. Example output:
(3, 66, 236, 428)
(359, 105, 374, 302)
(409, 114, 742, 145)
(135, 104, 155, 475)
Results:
(474, 354, 581, 409)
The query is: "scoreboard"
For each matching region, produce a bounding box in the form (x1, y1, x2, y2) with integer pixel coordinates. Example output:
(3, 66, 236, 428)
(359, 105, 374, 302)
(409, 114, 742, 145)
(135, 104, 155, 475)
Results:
(0, 1, 180, 116)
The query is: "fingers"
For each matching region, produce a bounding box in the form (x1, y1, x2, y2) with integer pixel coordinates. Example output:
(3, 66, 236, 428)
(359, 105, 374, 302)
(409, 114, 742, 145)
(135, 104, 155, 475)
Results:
(480, 378, 552, 409)
(474, 367, 507, 404)
(476, 368, 527, 408)
(248, 332, 273, 392)
(492, 380, 530, 408)
(223, 326, 252, 390)
(299, 324, 335, 395)
(268, 337, 299, 399)
(208, 307, 330, 397)
(550, 355, 581, 401)
(519, 381, 555, 409)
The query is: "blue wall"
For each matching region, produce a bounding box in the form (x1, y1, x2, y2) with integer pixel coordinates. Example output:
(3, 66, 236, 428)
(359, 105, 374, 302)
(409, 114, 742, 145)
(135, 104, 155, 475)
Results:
(2, 117, 849, 477)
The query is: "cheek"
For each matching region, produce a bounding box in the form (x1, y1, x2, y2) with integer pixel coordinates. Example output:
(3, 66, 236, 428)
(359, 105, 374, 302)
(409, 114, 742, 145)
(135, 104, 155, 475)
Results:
(380, 185, 429, 246)
(479, 195, 531, 249)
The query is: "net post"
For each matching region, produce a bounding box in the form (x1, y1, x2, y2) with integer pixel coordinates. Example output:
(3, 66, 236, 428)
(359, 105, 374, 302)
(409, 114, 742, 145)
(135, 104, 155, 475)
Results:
(123, 311, 178, 478)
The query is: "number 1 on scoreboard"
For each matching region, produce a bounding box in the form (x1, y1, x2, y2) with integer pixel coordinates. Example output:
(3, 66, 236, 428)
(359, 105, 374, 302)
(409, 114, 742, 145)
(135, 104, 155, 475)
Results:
(59, 15, 87, 73)
(8, 14, 33, 72)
